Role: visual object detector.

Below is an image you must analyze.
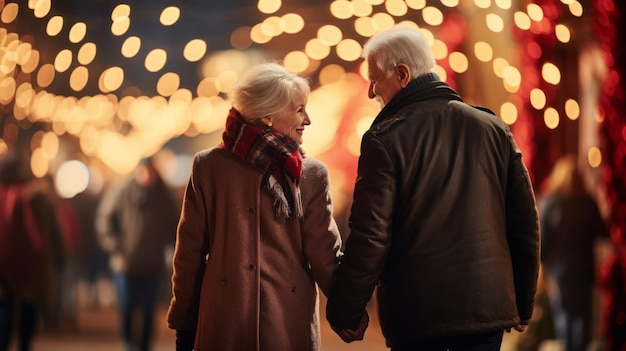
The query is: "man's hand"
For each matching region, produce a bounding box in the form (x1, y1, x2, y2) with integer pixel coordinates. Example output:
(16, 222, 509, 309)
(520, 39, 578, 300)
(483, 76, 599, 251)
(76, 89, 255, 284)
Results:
(331, 310, 370, 343)
(505, 324, 528, 333)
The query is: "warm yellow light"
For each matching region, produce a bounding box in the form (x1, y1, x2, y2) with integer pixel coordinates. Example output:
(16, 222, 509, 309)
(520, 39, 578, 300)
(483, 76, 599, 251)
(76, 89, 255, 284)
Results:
(474, 0, 491, 9)
(1, 3, 19, 23)
(319, 64, 346, 85)
(69, 22, 87, 43)
(544, 107, 559, 129)
(527, 3, 544, 22)
(492, 57, 509, 78)
(32, 0, 51, 18)
(111, 17, 130, 36)
(486, 13, 504, 32)
(46, 15, 63, 36)
(281, 13, 304, 34)
(330, 0, 354, 19)
(474, 41, 493, 62)
(269, 16, 287, 37)
(502, 66, 521, 89)
(355, 17, 377, 37)
(587, 146, 602, 168)
(440, 0, 459, 7)
(542, 62, 561, 85)
(352, 0, 373, 17)
(15, 82, 34, 109)
(305, 38, 330, 60)
(121, 36, 141, 58)
(514, 11, 531, 30)
(111, 4, 131, 20)
(565, 99, 580, 120)
(569, 1, 583, 17)
(318, 25, 342, 46)
(500, 102, 518, 125)
(495, 0, 512, 9)
(54, 49, 72, 73)
(22, 49, 40, 74)
(406, 0, 426, 10)
(41, 131, 59, 160)
(431, 39, 448, 60)
(423, 6, 443, 26)
(69, 66, 88, 91)
(160, 6, 180, 26)
(555, 24, 571, 43)
(0, 77, 16, 104)
(99, 66, 124, 93)
(530, 88, 547, 110)
(77, 42, 96, 65)
(449, 52, 468, 73)
(55, 160, 89, 199)
(250, 23, 272, 44)
(183, 39, 207, 62)
(283, 51, 309, 73)
(37, 63, 55, 88)
(371, 12, 395, 32)
(157, 72, 180, 97)
(197, 77, 219, 98)
(214, 70, 239, 93)
(30, 148, 49, 178)
(15, 42, 32, 66)
(258, 0, 282, 14)
(385, 0, 408, 16)
(145, 49, 167, 72)
(336, 39, 362, 62)
(433, 65, 447, 81)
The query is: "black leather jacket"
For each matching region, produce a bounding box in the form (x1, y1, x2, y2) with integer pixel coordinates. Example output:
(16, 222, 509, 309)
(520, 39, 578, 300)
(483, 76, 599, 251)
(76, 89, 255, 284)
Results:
(327, 74, 540, 347)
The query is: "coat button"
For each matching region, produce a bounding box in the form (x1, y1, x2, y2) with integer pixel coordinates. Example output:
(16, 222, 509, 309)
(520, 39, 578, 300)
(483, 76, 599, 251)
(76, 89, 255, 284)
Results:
(247, 207, 255, 214)
(219, 279, 227, 286)
(292, 287, 297, 292)
(248, 264, 256, 270)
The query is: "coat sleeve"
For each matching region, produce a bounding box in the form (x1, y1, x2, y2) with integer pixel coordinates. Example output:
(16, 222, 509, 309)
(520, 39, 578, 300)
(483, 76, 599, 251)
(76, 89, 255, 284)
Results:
(326, 134, 395, 330)
(505, 132, 540, 324)
(300, 159, 342, 297)
(167, 152, 210, 331)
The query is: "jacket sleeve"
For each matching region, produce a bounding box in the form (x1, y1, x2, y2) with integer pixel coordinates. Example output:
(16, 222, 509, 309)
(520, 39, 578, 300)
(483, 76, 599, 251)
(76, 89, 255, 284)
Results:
(167, 153, 209, 331)
(505, 132, 540, 324)
(300, 160, 342, 297)
(326, 134, 395, 329)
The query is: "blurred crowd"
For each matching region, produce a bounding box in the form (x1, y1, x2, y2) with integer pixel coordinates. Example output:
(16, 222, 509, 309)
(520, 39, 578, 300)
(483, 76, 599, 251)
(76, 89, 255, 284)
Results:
(1, 143, 626, 351)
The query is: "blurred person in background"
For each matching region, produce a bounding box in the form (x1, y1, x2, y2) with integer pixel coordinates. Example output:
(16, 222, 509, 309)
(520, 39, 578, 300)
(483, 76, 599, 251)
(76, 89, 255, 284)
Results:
(326, 25, 540, 350)
(166, 62, 343, 351)
(0, 148, 67, 351)
(69, 186, 110, 310)
(539, 155, 609, 351)
(96, 157, 179, 351)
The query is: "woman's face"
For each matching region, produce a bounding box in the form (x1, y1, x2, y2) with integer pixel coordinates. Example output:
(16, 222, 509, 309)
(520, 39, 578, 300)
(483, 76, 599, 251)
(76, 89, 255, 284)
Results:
(270, 96, 310, 144)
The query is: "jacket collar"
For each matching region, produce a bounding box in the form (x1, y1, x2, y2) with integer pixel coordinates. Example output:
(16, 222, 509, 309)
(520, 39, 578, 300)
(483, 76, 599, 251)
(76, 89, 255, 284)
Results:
(371, 73, 463, 127)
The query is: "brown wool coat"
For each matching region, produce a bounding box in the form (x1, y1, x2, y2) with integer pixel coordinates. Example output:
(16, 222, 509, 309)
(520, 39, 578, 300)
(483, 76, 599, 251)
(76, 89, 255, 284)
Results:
(167, 147, 342, 351)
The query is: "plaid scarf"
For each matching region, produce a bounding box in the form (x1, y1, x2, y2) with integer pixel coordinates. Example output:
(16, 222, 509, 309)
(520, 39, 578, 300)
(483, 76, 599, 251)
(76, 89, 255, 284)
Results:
(221, 107, 303, 219)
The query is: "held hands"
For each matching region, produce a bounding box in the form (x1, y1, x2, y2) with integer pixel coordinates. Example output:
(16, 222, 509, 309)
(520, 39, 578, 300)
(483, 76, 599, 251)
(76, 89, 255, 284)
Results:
(331, 310, 370, 343)
(505, 324, 528, 333)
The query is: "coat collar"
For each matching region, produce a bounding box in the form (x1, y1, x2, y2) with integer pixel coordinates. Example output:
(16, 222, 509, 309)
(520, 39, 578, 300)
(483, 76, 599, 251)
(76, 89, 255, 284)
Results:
(371, 73, 463, 127)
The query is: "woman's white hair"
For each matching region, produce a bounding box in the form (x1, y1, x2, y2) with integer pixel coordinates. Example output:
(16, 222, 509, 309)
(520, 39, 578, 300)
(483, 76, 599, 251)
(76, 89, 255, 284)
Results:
(230, 62, 310, 127)
(362, 25, 436, 79)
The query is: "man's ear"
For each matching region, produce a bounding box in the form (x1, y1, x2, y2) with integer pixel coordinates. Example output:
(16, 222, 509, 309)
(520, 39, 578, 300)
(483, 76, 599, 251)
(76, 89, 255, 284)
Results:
(397, 64, 411, 87)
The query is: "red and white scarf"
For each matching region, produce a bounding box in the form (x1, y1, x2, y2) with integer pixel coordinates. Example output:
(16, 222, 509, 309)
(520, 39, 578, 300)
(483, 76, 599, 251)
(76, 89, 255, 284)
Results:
(221, 108, 303, 219)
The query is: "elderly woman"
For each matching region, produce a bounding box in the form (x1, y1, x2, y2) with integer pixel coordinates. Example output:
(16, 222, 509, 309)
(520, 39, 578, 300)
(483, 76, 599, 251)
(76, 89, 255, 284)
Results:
(167, 62, 343, 351)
